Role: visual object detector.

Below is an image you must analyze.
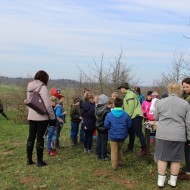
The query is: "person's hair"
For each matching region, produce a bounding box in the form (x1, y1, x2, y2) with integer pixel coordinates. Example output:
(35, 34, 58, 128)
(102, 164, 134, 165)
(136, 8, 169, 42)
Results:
(111, 92, 119, 99)
(83, 88, 90, 94)
(114, 98, 123, 107)
(182, 77, 190, 85)
(34, 70, 49, 85)
(133, 86, 141, 95)
(167, 82, 182, 96)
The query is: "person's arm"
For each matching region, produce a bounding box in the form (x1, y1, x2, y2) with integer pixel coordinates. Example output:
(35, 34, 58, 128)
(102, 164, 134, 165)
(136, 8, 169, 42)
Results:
(104, 114, 110, 130)
(125, 94, 135, 117)
(154, 103, 159, 121)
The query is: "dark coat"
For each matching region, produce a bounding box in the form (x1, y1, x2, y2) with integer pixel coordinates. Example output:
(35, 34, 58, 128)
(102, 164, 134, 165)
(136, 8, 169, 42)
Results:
(95, 104, 110, 134)
(70, 104, 81, 123)
(81, 101, 96, 131)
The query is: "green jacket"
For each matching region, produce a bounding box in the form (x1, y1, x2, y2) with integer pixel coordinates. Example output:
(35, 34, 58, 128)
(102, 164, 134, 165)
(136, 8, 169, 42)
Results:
(123, 89, 143, 119)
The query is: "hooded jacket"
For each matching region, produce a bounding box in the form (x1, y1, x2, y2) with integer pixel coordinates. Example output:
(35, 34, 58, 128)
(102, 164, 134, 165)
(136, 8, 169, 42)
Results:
(27, 80, 55, 121)
(95, 103, 110, 133)
(81, 101, 96, 131)
(104, 107, 132, 141)
(123, 89, 143, 119)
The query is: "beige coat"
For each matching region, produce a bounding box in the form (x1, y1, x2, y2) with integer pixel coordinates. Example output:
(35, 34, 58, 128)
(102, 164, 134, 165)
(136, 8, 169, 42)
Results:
(27, 80, 55, 121)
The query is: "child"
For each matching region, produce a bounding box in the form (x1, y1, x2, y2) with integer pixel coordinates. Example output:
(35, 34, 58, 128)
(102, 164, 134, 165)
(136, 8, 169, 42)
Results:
(54, 94, 67, 147)
(70, 97, 82, 146)
(111, 92, 119, 100)
(95, 94, 113, 161)
(0, 99, 8, 120)
(104, 98, 132, 170)
(81, 94, 96, 153)
(47, 96, 58, 156)
(142, 91, 153, 121)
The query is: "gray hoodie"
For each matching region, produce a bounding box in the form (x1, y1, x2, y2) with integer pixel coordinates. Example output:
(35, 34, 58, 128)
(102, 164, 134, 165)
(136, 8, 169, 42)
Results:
(154, 93, 190, 142)
(27, 80, 55, 121)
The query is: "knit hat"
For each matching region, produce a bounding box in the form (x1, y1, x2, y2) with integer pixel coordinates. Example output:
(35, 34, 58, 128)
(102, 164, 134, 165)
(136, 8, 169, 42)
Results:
(98, 94, 109, 105)
(117, 82, 129, 89)
(50, 96, 58, 103)
(151, 91, 158, 98)
(51, 88, 64, 100)
(147, 91, 153, 96)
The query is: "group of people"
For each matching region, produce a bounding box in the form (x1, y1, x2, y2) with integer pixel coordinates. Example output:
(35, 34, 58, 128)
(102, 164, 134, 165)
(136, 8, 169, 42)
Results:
(25, 70, 190, 188)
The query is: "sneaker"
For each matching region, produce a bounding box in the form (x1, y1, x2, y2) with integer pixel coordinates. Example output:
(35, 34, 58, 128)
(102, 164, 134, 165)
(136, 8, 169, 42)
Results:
(87, 149, 94, 153)
(102, 157, 110, 161)
(50, 150, 56, 156)
(84, 148, 88, 153)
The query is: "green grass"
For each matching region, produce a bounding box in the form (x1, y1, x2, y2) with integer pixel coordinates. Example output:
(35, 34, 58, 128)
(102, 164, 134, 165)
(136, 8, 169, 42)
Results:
(0, 113, 190, 190)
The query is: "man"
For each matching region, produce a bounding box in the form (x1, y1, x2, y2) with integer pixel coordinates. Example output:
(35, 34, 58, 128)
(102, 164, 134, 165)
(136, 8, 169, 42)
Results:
(117, 82, 147, 156)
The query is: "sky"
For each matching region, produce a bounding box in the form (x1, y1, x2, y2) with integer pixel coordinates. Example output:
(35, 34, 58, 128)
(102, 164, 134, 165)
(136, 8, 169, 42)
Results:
(0, 0, 190, 85)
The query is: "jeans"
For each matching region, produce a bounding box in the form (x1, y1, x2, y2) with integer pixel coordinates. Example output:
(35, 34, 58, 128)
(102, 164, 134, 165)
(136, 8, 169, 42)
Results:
(84, 130, 94, 150)
(47, 126, 57, 151)
(128, 116, 146, 149)
(96, 133, 108, 158)
(110, 141, 124, 168)
(70, 122, 79, 138)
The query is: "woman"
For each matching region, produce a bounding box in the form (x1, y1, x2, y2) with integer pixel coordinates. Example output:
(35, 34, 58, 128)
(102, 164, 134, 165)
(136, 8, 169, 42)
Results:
(178, 78, 190, 180)
(154, 82, 190, 187)
(26, 70, 56, 167)
(133, 86, 145, 105)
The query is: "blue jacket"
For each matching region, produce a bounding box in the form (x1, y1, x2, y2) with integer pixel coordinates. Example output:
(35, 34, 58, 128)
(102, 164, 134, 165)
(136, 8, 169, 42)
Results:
(104, 107, 132, 141)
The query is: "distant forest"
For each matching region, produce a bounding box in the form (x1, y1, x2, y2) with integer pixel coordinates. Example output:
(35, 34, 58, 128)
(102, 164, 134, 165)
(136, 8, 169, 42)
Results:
(0, 76, 79, 88)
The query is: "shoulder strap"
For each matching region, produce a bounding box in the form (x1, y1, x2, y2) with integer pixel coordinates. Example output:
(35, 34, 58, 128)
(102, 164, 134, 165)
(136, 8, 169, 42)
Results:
(28, 84, 44, 93)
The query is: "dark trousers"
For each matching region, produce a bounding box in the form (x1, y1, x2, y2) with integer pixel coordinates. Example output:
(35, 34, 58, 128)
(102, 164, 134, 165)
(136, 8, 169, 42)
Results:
(84, 130, 94, 150)
(27, 120, 49, 160)
(128, 116, 146, 150)
(80, 124, 85, 143)
(185, 142, 190, 172)
(96, 133, 108, 158)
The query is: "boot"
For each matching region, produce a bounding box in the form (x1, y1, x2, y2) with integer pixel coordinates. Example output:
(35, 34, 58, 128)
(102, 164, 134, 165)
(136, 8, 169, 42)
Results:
(26, 140, 35, 165)
(36, 143, 47, 167)
(139, 146, 147, 156)
(70, 137, 75, 146)
(157, 174, 166, 187)
(168, 175, 177, 187)
(74, 136, 78, 145)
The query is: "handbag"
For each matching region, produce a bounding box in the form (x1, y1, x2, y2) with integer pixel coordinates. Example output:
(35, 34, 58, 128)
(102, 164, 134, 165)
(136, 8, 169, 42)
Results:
(26, 84, 47, 115)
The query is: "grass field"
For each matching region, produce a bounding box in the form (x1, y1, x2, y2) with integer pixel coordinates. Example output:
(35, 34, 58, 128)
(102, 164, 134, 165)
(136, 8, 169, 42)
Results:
(1, 111, 190, 190)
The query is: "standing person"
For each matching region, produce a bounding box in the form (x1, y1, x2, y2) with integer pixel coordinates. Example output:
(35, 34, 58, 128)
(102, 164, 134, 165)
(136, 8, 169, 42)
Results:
(79, 88, 90, 143)
(117, 83, 147, 155)
(70, 97, 82, 146)
(134, 86, 145, 105)
(178, 77, 190, 180)
(81, 94, 96, 153)
(95, 94, 112, 161)
(104, 98, 132, 170)
(154, 82, 190, 187)
(26, 70, 56, 167)
(54, 94, 67, 148)
(47, 96, 58, 156)
(0, 99, 8, 120)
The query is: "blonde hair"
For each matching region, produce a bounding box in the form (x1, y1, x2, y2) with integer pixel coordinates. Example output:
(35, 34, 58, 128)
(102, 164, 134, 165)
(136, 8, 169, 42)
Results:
(167, 82, 182, 96)
(111, 92, 119, 100)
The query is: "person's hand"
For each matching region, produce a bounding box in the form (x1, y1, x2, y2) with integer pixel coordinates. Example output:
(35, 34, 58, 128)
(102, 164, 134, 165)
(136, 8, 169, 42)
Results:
(63, 111, 67, 115)
(49, 119, 56, 127)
